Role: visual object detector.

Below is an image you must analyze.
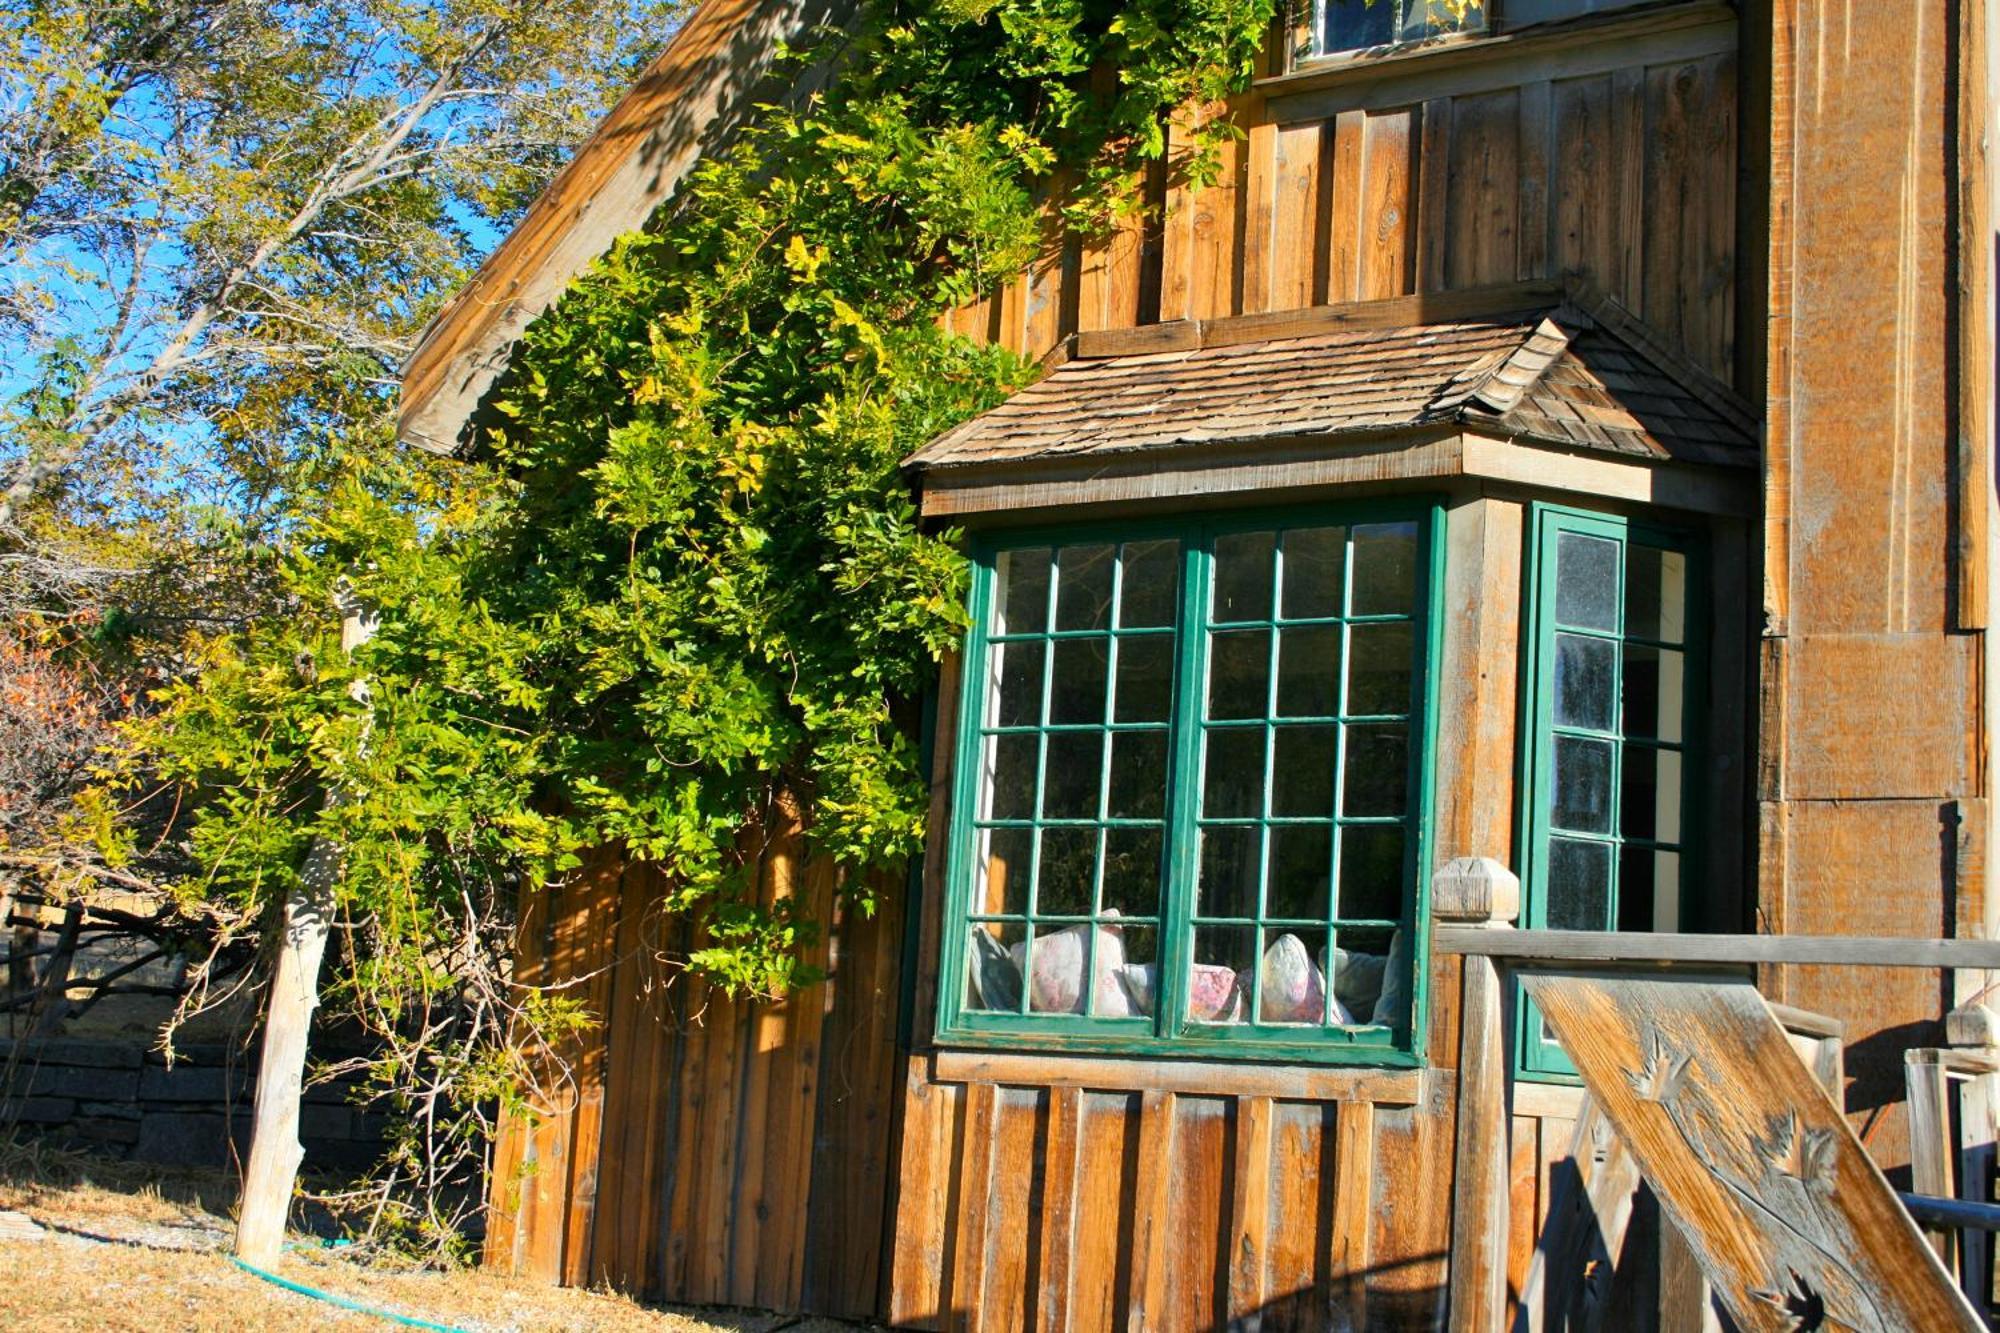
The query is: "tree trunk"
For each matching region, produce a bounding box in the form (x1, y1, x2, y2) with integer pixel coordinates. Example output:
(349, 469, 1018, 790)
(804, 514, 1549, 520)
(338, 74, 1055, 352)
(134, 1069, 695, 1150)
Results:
(27, 902, 83, 1038)
(233, 867, 335, 1265)
(234, 591, 374, 1266)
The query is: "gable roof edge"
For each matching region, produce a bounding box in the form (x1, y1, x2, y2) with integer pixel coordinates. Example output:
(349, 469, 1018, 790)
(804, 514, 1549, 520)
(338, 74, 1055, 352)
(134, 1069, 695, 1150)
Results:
(398, 0, 859, 457)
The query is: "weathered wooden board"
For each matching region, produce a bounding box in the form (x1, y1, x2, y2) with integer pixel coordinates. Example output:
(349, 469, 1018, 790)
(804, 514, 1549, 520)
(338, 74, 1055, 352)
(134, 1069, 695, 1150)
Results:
(1525, 972, 1982, 1332)
(483, 815, 905, 1318)
(943, 19, 1740, 384)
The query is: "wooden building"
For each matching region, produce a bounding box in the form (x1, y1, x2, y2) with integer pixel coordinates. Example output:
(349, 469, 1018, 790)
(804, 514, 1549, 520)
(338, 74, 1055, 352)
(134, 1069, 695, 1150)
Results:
(399, 0, 2000, 1326)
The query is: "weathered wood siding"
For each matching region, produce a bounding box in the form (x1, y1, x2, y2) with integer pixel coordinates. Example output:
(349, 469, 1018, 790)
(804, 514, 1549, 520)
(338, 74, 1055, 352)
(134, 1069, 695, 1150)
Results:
(1757, 0, 1992, 1170)
(484, 807, 907, 1318)
(948, 9, 1740, 388)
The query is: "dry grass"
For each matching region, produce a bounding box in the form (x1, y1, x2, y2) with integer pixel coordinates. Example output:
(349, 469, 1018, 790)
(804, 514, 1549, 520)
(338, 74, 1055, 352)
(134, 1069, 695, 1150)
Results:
(0, 1136, 869, 1333)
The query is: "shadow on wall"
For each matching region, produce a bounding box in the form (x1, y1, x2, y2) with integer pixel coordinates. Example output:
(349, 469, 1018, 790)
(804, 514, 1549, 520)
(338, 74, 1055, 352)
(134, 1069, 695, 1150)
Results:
(909, 1255, 1446, 1333)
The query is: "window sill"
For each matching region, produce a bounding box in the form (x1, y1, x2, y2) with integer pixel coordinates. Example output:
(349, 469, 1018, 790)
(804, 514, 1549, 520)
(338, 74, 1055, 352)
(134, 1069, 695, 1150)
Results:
(1260, 1, 1732, 101)
(930, 1045, 1432, 1105)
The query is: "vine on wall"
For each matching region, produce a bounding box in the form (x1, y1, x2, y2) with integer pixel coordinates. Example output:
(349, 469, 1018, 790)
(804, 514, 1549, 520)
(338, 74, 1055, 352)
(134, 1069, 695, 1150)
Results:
(95, 0, 1286, 1252)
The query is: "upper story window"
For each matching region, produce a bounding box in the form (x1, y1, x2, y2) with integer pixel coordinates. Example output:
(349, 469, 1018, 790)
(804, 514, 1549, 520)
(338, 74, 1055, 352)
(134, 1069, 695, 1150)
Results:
(939, 503, 1438, 1064)
(1313, 0, 1662, 59)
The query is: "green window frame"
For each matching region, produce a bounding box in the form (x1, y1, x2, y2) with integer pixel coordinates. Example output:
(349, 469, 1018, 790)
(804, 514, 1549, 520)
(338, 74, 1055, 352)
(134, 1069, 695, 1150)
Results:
(1516, 503, 1706, 1077)
(936, 500, 1444, 1065)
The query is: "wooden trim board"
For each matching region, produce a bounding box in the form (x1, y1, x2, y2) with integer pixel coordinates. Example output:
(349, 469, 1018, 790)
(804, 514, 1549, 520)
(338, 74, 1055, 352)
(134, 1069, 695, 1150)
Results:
(916, 430, 1756, 521)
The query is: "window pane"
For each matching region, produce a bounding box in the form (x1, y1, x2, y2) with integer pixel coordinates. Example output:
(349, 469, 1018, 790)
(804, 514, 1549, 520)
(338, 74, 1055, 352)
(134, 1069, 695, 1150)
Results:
(1271, 725, 1337, 817)
(1546, 838, 1612, 930)
(1351, 522, 1418, 616)
(1189, 928, 1253, 1023)
(1119, 539, 1180, 628)
(1552, 735, 1614, 834)
(965, 922, 1026, 1013)
(1338, 826, 1405, 922)
(1202, 726, 1266, 818)
(1213, 530, 1275, 621)
(1106, 925, 1157, 1017)
(1281, 526, 1346, 619)
(993, 639, 1045, 728)
(985, 733, 1038, 820)
(1266, 824, 1334, 922)
(996, 547, 1051, 635)
(1048, 637, 1109, 725)
(1042, 731, 1104, 818)
(1276, 625, 1341, 717)
(976, 826, 1032, 916)
(1257, 929, 1331, 1024)
(1348, 622, 1414, 716)
(1107, 731, 1169, 819)
(1054, 543, 1114, 631)
(1330, 926, 1398, 1022)
(1103, 828, 1163, 918)
(1629, 848, 1682, 932)
(1554, 532, 1620, 630)
(1036, 826, 1098, 916)
(1321, 0, 1396, 53)
(1343, 723, 1409, 818)
(1553, 633, 1617, 732)
(1623, 645, 1685, 742)
(1198, 825, 1261, 920)
(1620, 745, 1682, 844)
(1625, 544, 1686, 644)
(1025, 920, 1122, 1014)
(1113, 635, 1174, 722)
(1207, 628, 1271, 719)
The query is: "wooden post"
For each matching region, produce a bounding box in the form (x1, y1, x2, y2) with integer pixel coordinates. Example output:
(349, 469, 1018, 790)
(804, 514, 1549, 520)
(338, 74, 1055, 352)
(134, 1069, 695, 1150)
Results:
(1437, 856, 1519, 1333)
(234, 588, 375, 1267)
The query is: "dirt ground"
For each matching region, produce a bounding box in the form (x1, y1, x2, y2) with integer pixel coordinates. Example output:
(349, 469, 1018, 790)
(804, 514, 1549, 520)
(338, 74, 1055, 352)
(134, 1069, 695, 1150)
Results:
(0, 1136, 871, 1333)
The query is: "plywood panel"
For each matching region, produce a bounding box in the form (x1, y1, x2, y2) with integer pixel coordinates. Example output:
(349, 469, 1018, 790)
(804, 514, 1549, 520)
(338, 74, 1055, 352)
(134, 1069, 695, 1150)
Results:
(1641, 52, 1737, 380)
(1162, 101, 1250, 322)
(1357, 109, 1417, 300)
(1265, 119, 1328, 312)
(1444, 88, 1521, 289)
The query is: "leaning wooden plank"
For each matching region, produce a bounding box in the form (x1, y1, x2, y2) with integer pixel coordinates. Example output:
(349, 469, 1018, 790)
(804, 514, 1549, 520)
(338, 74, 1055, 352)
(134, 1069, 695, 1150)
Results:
(1908, 1051, 1960, 1273)
(1523, 972, 1982, 1332)
(1513, 1096, 1642, 1333)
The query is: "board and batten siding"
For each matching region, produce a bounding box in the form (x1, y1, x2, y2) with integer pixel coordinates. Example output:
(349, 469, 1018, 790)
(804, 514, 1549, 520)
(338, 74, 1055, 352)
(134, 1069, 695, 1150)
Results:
(947, 6, 1740, 390)
(484, 805, 907, 1318)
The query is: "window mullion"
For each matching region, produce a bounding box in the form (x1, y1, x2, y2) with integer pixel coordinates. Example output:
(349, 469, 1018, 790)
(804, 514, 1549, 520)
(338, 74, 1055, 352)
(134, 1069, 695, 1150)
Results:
(1158, 535, 1210, 1040)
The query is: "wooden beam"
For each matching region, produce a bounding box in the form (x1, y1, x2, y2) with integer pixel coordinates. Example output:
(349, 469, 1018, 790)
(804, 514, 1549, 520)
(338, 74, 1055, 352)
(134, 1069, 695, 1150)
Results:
(1071, 279, 1561, 359)
(928, 1048, 1427, 1105)
(1434, 927, 2000, 970)
(1434, 857, 1516, 1333)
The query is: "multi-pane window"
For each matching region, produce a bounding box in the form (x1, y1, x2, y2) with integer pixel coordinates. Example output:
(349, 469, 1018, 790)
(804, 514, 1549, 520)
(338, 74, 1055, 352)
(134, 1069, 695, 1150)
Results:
(1518, 505, 1702, 1075)
(1312, 0, 1660, 59)
(1316, 0, 1483, 56)
(943, 506, 1438, 1062)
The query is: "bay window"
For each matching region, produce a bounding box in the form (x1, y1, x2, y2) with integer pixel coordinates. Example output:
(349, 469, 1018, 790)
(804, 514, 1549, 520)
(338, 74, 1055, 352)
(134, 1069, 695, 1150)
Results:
(938, 502, 1440, 1062)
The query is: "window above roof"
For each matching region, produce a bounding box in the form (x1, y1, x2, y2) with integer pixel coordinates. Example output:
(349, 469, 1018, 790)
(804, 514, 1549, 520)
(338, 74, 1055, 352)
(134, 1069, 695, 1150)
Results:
(1311, 0, 1676, 61)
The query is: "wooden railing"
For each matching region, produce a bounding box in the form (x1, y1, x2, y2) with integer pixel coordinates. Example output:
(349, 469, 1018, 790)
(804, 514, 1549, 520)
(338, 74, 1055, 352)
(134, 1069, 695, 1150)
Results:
(1429, 856, 2000, 1332)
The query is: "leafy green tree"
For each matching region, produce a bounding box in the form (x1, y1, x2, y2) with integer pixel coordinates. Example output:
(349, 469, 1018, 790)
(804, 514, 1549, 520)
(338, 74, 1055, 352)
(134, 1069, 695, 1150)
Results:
(89, 0, 1297, 1253)
(0, 0, 688, 556)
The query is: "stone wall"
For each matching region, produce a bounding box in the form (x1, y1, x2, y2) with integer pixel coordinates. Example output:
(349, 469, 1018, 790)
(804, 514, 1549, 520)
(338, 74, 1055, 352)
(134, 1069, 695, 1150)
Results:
(0, 1036, 388, 1170)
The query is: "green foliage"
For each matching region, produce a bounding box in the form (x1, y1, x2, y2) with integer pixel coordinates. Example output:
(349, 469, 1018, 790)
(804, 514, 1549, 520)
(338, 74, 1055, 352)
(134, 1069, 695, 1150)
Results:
(108, 0, 1287, 1005)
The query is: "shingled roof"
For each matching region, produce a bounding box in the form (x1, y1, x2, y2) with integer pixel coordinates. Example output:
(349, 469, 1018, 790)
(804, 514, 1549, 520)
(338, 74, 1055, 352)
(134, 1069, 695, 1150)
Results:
(905, 288, 1757, 476)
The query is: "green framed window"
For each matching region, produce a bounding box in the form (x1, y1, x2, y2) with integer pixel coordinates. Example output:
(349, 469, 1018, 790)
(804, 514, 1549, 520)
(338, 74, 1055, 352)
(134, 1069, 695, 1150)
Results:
(938, 502, 1442, 1063)
(1517, 504, 1705, 1077)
